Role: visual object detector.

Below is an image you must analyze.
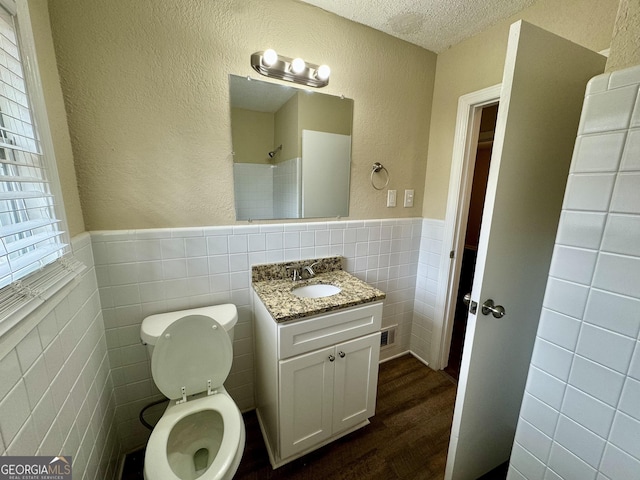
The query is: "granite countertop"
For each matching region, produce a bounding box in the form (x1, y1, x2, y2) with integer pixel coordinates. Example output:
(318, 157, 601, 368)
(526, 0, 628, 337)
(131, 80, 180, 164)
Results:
(252, 257, 386, 323)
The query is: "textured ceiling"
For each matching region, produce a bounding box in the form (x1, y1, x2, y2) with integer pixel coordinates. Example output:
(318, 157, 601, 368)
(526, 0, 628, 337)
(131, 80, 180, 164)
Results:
(298, 0, 536, 53)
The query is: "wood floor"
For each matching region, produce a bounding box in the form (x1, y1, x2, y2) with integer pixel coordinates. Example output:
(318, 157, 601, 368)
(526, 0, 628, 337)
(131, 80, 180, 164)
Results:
(235, 354, 457, 480)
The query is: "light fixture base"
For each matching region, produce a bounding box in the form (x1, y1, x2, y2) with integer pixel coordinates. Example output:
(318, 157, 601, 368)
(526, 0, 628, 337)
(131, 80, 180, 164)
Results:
(250, 51, 329, 88)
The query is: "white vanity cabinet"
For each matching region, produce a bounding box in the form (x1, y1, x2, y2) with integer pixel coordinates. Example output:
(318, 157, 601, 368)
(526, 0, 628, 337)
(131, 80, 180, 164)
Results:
(253, 291, 383, 468)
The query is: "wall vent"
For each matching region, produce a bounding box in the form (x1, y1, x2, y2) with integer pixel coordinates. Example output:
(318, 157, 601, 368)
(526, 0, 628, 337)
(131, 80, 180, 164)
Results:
(380, 326, 397, 348)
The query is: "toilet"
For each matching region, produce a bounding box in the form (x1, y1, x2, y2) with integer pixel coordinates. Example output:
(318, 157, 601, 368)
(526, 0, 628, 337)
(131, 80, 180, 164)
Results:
(140, 304, 245, 480)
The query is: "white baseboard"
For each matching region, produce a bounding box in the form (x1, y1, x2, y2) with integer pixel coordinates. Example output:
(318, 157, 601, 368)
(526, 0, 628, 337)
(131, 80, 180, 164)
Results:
(379, 349, 433, 370)
(379, 349, 411, 363)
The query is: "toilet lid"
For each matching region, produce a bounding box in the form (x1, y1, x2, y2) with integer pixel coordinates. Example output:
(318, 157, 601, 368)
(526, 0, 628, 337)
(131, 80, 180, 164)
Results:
(151, 315, 232, 400)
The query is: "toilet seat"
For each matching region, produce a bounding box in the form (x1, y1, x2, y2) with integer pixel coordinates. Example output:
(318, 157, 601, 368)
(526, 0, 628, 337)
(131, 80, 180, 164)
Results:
(151, 315, 232, 400)
(144, 392, 244, 480)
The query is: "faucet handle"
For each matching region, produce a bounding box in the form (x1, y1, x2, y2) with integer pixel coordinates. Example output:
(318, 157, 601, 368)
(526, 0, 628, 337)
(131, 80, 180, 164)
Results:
(285, 265, 300, 281)
(304, 261, 320, 276)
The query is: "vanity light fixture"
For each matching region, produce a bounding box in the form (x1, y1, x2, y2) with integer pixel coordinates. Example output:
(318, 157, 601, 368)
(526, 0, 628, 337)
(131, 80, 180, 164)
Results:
(250, 50, 330, 88)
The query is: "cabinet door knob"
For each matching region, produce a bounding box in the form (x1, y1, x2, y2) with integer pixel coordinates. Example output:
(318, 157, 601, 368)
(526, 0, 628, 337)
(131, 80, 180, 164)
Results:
(338, 351, 346, 358)
(328, 354, 335, 362)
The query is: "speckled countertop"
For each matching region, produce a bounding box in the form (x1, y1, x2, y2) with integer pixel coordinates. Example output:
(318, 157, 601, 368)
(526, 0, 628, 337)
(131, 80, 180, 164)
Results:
(252, 257, 386, 323)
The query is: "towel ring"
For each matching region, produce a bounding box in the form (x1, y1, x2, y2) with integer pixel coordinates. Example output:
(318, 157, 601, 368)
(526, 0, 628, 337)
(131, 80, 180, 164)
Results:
(370, 162, 389, 190)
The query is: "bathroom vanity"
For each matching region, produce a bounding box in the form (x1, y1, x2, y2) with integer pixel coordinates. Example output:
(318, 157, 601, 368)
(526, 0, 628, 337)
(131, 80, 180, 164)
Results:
(252, 257, 385, 468)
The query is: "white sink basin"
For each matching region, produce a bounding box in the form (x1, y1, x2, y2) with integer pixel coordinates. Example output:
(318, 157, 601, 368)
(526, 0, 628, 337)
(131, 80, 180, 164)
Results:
(292, 284, 341, 298)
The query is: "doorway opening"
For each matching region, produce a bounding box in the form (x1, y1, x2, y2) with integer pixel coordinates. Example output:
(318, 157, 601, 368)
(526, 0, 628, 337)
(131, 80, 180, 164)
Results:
(443, 104, 498, 380)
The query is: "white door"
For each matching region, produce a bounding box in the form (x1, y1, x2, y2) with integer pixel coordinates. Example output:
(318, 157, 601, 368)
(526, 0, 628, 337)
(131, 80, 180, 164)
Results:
(279, 346, 334, 459)
(332, 332, 381, 432)
(445, 21, 605, 479)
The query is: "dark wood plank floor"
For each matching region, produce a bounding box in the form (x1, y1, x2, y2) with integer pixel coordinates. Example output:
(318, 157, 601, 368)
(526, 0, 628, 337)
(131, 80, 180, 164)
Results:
(235, 354, 457, 480)
(123, 354, 507, 479)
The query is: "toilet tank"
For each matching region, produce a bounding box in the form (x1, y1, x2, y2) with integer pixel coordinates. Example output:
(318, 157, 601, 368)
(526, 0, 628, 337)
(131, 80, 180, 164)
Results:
(140, 304, 238, 350)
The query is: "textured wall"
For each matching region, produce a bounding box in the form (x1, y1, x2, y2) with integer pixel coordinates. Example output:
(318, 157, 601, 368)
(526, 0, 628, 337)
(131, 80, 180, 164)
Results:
(422, 0, 619, 220)
(47, 0, 436, 230)
(606, 0, 640, 72)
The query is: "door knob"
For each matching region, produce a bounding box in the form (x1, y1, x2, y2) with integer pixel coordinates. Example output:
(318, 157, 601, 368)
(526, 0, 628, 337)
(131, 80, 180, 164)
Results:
(464, 293, 478, 314)
(481, 299, 506, 318)
(463, 293, 471, 305)
(328, 354, 335, 362)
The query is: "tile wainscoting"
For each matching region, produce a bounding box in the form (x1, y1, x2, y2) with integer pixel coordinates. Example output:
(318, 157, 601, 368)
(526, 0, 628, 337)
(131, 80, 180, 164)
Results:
(0, 234, 121, 480)
(411, 218, 445, 364)
(92, 217, 446, 452)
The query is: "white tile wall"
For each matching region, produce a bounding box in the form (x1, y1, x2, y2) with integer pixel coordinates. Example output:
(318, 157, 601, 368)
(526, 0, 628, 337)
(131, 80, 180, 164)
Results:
(273, 157, 301, 218)
(0, 234, 121, 479)
(411, 219, 444, 364)
(509, 65, 640, 480)
(233, 158, 303, 220)
(92, 217, 422, 451)
(233, 163, 274, 220)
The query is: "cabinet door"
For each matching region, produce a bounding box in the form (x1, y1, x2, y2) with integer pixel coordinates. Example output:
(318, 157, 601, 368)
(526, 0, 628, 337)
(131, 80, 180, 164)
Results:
(279, 345, 335, 459)
(332, 332, 381, 433)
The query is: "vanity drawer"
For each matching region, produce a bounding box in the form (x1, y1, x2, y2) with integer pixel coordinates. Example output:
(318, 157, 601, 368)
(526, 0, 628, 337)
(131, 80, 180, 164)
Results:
(278, 302, 382, 359)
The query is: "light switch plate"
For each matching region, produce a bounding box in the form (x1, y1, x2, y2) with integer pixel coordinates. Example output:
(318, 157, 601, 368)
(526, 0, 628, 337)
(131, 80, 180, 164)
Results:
(387, 190, 397, 207)
(404, 189, 414, 207)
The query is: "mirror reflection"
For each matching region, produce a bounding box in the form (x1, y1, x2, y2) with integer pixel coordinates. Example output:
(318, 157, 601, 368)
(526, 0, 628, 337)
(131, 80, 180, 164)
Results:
(229, 75, 353, 220)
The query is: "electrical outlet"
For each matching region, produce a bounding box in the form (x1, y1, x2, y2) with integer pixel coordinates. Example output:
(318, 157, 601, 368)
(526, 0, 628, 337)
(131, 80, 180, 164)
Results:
(404, 189, 414, 207)
(387, 189, 397, 207)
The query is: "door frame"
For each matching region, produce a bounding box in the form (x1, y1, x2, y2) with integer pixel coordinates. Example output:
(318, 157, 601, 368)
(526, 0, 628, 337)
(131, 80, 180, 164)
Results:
(429, 84, 501, 370)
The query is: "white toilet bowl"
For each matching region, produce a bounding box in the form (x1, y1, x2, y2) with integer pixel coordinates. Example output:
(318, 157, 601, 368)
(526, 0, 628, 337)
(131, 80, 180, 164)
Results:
(144, 390, 245, 480)
(141, 305, 245, 480)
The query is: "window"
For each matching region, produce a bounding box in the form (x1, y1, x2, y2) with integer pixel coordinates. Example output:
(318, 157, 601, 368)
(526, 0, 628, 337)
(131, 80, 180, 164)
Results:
(0, 0, 82, 330)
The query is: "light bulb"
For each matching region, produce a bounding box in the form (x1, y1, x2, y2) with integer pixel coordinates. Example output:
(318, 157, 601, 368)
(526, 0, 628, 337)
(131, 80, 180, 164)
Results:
(262, 49, 278, 67)
(291, 58, 306, 74)
(316, 64, 331, 81)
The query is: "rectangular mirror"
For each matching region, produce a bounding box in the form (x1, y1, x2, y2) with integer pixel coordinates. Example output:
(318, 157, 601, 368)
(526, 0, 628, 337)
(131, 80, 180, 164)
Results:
(229, 74, 353, 220)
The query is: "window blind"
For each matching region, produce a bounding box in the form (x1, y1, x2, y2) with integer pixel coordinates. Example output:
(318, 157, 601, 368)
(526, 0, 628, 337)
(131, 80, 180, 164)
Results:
(0, 3, 83, 326)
